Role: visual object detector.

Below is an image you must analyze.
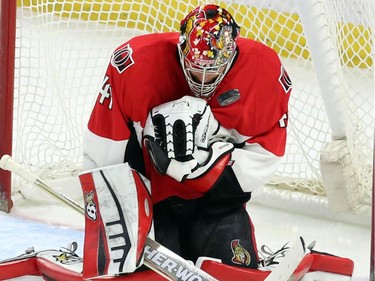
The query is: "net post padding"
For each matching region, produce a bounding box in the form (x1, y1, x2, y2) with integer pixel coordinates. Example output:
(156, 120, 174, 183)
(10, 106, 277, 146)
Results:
(295, 0, 360, 211)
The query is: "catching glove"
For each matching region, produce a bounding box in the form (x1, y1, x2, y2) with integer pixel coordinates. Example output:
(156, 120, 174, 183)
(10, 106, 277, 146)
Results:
(143, 96, 234, 184)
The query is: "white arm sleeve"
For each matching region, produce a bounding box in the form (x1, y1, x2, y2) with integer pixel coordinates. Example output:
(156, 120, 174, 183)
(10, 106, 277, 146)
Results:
(231, 143, 282, 193)
(227, 128, 282, 193)
(83, 129, 129, 170)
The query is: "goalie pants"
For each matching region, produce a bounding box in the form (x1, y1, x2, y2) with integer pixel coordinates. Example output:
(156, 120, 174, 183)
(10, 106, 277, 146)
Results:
(154, 168, 258, 269)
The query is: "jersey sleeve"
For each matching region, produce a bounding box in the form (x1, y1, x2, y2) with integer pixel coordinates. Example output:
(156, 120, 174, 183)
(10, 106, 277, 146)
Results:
(83, 46, 132, 169)
(214, 43, 291, 193)
(229, 120, 286, 192)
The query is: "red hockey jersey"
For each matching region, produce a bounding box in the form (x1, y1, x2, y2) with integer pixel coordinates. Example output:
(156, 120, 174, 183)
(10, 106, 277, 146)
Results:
(84, 32, 291, 204)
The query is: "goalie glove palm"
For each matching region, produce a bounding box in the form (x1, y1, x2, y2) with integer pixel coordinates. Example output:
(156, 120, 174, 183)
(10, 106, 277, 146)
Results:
(143, 96, 234, 184)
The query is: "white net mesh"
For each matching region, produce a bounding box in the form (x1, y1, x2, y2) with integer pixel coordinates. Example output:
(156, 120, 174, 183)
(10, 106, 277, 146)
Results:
(13, 0, 374, 208)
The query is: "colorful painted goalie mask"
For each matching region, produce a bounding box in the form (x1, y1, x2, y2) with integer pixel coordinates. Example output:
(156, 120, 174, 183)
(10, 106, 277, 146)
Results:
(178, 4, 240, 99)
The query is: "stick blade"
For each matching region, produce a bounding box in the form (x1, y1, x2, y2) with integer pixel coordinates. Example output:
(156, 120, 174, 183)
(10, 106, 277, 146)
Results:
(144, 237, 219, 281)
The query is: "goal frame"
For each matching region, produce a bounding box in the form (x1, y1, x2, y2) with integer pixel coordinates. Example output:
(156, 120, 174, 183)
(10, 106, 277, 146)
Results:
(0, 0, 16, 213)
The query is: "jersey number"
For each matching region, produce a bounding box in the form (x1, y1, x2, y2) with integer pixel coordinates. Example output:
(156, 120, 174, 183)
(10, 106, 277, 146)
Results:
(279, 113, 288, 128)
(99, 75, 113, 110)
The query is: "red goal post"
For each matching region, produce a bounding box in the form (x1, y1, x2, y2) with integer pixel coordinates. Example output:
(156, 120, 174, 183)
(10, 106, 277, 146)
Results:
(0, 0, 373, 224)
(0, 0, 16, 212)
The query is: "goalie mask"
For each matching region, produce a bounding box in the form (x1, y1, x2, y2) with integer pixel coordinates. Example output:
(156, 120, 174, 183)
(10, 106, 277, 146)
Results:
(178, 4, 240, 99)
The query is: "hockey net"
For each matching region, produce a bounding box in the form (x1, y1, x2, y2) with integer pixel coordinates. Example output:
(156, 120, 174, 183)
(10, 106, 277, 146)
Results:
(2, 0, 374, 221)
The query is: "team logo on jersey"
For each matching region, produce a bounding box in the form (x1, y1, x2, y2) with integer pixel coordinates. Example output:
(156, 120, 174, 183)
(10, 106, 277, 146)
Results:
(278, 66, 292, 93)
(111, 44, 135, 73)
(217, 89, 240, 106)
(231, 239, 251, 266)
(84, 191, 97, 221)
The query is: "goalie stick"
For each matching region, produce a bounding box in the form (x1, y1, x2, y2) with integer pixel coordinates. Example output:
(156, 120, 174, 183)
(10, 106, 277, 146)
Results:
(0, 155, 83, 214)
(0, 154, 218, 281)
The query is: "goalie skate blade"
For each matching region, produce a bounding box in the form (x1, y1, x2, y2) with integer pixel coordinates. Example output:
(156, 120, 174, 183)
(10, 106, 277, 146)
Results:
(264, 237, 306, 281)
(144, 238, 219, 281)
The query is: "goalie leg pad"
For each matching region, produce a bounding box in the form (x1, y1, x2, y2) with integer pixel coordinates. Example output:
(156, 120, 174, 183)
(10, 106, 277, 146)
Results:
(79, 163, 153, 278)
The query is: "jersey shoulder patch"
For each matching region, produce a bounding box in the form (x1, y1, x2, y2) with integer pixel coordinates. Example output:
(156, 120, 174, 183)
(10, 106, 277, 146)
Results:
(278, 66, 292, 93)
(111, 44, 135, 73)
